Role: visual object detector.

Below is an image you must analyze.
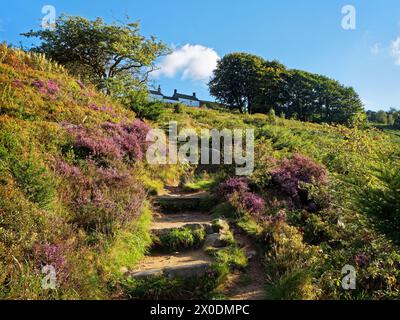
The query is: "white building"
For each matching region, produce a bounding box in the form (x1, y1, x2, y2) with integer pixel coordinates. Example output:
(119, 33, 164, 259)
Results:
(149, 86, 201, 107)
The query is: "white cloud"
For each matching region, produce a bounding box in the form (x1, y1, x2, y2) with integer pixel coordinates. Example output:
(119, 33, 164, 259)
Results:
(154, 44, 220, 82)
(390, 37, 400, 65)
(370, 43, 380, 55)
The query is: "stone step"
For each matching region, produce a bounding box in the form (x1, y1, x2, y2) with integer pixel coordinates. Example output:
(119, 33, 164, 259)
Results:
(154, 192, 217, 214)
(128, 247, 214, 281)
(129, 262, 213, 281)
(152, 212, 213, 231)
(151, 222, 215, 237)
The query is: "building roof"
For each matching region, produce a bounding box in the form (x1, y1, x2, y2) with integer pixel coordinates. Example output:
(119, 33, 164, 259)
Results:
(162, 95, 178, 101)
(149, 90, 163, 95)
(149, 87, 203, 103)
(173, 92, 199, 101)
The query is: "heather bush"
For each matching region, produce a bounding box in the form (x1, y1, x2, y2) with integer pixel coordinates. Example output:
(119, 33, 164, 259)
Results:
(65, 120, 150, 164)
(32, 242, 70, 285)
(32, 79, 60, 97)
(241, 192, 265, 214)
(270, 153, 328, 208)
(55, 159, 145, 236)
(217, 177, 249, 198)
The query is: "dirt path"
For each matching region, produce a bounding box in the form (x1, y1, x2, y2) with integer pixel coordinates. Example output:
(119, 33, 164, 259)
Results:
(131, 190, 214, 273)
(222, 230, 266, 300)
(130, 188, 266, 300)
(152, 212, 212, 230)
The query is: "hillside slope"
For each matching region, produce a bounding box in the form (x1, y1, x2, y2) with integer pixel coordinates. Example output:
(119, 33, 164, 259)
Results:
(0, 45, 158, 299)
(1, 44, 400, 300)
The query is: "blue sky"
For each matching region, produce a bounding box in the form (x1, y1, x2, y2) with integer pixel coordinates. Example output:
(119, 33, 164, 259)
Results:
(1, 0, 400, 111)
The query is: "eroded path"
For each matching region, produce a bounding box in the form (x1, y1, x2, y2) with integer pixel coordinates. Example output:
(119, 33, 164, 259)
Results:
(130, 190, 214, 279)
(222, 231, 265, 300)
(128, 187, 266, 300)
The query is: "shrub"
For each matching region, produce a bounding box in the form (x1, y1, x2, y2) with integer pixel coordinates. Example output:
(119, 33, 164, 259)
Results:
(358, 164, 400, 239)
(218, 177, 249, 199)
(270, 153, 328, 207)
(130, 101, 164, 121)
(241, 192, 265, 214)
(65, 120, 151, 163)
(55, 159, 145, 236)
(10, 157, 56, 210)
(32, 242, 71, 285)
(31, 79, 60, 97)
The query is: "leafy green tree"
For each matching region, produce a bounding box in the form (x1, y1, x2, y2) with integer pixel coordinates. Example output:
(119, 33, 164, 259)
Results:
(22, 15, 169, 95)
(209, 52, 364, 125)
(209, 53, 266, 113)
(388, 113, 395, 126)
(376, 110, 388, 124)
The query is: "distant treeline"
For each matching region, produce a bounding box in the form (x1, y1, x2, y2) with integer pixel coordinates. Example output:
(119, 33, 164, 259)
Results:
(209, 53, 365, 126)
(366, 109, 400, 128)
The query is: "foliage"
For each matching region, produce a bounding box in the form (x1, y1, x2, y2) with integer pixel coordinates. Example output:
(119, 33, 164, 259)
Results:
(358, 163, 400, 240)
(0, 45, 159, 299)
(209, 52, 365, 125)
(270, 153, 328, 208)
(217, 177, 249, 198)
(155, 227, 206, 252)
(22, 15, 169, 93)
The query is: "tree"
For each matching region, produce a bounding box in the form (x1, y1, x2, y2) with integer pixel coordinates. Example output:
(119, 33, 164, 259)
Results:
(22, 15, 169, 95)
(376, 110, 388, 124)
(209, 52, 364, 125)
(208, 53, 266, 113)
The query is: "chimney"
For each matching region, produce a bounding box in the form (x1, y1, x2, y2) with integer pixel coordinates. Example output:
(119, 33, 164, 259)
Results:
(193, 92, 196, 98)
(174, 89, 177, 95)
(158, 85, 161, 93)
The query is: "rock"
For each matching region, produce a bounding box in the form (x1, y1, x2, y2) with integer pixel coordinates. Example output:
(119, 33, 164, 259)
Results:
(204, 233, 225, 248)
(185, 223, 213, 234)
(129, 269, 163, 280)
(246, 250, 257, 260)
(164, 263, 212, 279)
(212, 219, 230, 233)
(120, 267, 129, 275)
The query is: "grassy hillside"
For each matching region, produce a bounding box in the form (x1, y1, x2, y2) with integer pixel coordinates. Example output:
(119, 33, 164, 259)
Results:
(0, 45, 170, 299)
(157, 103, 400, 299)
(1, 44, 400, 299)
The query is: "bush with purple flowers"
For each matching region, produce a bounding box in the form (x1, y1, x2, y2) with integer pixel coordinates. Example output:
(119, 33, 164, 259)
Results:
(31, 79, 60, 97)
(32, 242, 70, 285)
(241, 192, 265, 214)
(54, 158, 145, 235)
(65, 120, 150, 164)
(218, 177, 249, 199)
(270, 153, 328, 206)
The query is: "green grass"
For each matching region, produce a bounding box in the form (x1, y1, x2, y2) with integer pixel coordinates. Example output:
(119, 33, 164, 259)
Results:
(121, 273, 218, 300)
(102, 203, 153, 277)
(183, 179, 216, 192)
(154, 226, 206, 252)
(208, 246, 248, 282)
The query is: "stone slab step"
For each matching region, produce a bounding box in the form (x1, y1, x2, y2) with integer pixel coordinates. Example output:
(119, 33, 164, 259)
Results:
(152, 212, 213, 231)
(151, 223, 215, 237)
(154, 193, 216, 214)
(128, 261, 213, 281)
